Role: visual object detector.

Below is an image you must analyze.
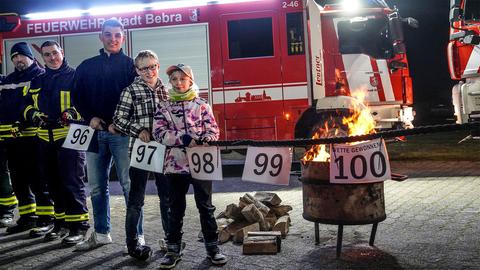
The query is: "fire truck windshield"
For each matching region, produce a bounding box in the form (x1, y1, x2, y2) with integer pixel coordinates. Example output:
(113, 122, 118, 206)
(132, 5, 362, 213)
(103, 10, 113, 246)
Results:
(337, 16, 393, 59)
(464, 0, 480, 21)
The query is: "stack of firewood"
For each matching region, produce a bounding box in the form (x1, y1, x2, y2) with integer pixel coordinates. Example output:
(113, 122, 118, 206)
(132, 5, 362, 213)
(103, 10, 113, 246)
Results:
(213, 192, 292, 254)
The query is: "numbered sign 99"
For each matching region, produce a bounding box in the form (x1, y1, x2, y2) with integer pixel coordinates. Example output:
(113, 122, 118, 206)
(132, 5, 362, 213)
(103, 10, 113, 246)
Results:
(186, 146, 222, 181)
(242, 147, 292, 186)
(130, 139, 166, 173)
(62, 124, 95, 151)
(329, 138, 391, 184)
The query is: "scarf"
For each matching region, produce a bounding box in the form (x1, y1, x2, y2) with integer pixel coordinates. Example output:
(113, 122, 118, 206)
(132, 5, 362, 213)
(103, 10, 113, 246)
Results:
(168, 87, 197, 101)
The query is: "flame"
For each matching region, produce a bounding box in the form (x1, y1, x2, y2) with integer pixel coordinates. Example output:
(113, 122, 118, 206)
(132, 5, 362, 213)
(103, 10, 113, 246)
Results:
(302, 88, 376, 163)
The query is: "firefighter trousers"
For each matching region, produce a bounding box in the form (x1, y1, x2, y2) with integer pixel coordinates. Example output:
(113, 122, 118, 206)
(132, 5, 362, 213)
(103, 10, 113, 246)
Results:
(5, 137, 54, 223)
(0, 142, 16, 218)
(37, 139, 89, 230)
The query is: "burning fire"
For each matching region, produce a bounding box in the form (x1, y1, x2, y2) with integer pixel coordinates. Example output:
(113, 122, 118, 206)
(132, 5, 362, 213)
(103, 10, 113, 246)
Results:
(302, 90, 376, 163)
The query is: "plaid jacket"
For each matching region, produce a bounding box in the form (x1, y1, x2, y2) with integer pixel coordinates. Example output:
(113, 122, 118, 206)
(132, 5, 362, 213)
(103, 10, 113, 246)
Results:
(113, 77, 168, 154)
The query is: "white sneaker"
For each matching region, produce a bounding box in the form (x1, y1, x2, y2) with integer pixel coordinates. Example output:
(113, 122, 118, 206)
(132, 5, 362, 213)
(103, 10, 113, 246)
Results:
(138, 234, 145, 246)
(123, 235, 146, 254)
(75, 232, 112, 251)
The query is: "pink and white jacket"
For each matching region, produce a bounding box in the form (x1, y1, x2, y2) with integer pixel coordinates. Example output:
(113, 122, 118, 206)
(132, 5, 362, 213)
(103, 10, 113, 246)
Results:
(152, 97, 219, 174)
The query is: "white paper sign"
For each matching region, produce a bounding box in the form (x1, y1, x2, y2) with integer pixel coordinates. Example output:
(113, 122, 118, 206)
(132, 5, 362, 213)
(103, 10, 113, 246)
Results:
(329, 138, 391, 184)
(130, 139, 166, 173)
(62, 124, 95, 151)
(242, 147, 292, 185)
(186, 146, 223, 181)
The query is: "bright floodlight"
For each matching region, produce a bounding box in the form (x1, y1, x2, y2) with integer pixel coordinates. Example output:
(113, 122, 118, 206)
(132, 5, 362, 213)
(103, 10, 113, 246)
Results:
(341, 0, 361, 12)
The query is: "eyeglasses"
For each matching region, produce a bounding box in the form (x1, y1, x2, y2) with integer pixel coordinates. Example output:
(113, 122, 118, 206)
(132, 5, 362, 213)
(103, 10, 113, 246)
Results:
(137, 64, 158, 73)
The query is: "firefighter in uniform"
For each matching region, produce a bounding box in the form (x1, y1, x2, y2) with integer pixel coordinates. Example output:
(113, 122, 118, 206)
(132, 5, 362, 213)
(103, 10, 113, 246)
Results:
(0, 73, 17, 228)
(24, 41, 89, 244)
(0, 138, 16, 228)
(0, 42, 55, 235)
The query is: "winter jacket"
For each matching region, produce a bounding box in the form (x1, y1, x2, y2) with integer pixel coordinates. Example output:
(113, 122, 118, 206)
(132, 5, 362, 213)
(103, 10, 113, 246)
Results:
(0, 62, 44, 138)
(72, 48, 136, 125)
(152, 97, 219, 174)
(24, 60, 80, 142)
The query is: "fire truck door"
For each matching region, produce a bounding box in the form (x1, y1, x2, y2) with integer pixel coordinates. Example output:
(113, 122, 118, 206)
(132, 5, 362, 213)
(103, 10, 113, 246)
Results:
(220, 11, 284, 140)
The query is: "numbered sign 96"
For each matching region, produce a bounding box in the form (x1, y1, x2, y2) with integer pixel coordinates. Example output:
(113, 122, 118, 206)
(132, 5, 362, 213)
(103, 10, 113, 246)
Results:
(329, 138, 391, 184)
(242, 147, 291, 186)
(130, 139, 166, 173)
(186, 146, 222, 181)
(62, 124, 95, 151)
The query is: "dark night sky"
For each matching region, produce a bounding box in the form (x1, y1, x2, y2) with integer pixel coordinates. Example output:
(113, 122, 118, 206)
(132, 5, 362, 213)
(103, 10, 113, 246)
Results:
(1, 0, 452, 124)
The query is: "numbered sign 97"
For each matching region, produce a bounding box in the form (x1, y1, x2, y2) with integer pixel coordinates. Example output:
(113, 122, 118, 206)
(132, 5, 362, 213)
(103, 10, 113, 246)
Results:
(62, 124, 95, 151)
(130, 139, 166, 173)
(329, 138, 391, 184)
(242, 147, 291, 186)
(186, 146, 222, 181)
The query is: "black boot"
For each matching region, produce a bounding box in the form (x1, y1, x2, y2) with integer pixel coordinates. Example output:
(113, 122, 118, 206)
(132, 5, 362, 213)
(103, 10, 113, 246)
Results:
(45, 220, 69, 241)
(128, 244, 152, 261)
(29, 216, 55, 238)
(6, 216, 37, 234)
(62, 227, 87, 245)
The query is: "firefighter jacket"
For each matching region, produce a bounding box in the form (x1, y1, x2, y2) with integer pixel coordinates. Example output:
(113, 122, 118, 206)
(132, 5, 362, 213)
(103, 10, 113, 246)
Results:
(152, 97, 219, 174)
(0, 62, 44, 139)
(24, 60, 80, 142)
(72, 48, 136, 126)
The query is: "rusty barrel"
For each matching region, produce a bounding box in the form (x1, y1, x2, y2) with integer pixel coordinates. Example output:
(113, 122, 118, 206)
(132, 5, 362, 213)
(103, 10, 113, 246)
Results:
(300, 161, 386, 225)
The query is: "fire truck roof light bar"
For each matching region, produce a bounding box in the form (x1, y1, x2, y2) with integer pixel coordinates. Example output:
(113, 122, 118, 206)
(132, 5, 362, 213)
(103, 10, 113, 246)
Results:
(24, 0, 264, 20)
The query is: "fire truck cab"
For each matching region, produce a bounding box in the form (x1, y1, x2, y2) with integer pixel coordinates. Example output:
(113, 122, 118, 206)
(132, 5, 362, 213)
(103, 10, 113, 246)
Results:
(0, 0, 416, 141)
(449, 0, 480, 126)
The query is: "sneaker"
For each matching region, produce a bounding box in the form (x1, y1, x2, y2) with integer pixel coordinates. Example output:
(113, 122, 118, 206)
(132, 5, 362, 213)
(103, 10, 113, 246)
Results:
(207, 250, 228, 266)
(159, 252, 182, 269)
(62, 228, 87, 245)
(29, 223, 54, 238)
(75, 232, 112, 251)
(45, 224, 69, 241)
(128, 244, 152, 261)
(6, 218, 36, 234)
(0, 216, 14, 228)
(123, 235, 146, 254)
(138, 234, 145, 246)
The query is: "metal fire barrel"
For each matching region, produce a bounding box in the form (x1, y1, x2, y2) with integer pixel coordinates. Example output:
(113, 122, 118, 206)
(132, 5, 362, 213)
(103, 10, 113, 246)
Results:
(300, 161, 386, 225)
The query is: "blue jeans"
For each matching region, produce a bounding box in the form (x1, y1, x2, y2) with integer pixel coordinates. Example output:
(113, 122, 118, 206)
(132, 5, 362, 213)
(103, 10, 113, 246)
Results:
(86, 131, 143, 235)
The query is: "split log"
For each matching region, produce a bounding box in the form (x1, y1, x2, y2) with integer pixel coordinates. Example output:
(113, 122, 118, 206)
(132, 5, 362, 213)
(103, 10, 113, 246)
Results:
(216, 211, 227, 219)
(253, 192, 282, 207)
(270, 205, 293, 217)
(247, 231, 282, 252)
(272, 215, 290, 237)
(225, 203, 244, 220)
(264, 212, 278, 228)
(232, 222, 260, 244)
(243, 235, 280, 255)
(241, 204, 269, 231)
(218, 225, 231, 244)
(241, 193, 270, 216)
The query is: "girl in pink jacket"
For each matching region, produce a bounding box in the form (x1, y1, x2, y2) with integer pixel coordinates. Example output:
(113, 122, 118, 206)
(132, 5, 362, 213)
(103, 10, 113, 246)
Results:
(152, 64, 227, 269)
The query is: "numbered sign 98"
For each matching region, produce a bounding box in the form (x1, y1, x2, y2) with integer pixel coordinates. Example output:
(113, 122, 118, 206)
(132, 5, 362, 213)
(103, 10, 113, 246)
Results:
(242, 147, 292, 186)
(62, 124, 95, 151)
(130, 139, 166, 173)
(186, 146, 222, 181)
(329, 138, 391, 184)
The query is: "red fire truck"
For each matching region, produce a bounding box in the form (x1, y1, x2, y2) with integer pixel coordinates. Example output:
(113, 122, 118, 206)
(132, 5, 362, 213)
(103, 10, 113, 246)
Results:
(0, 0, 416, 141)
(449, 0, 480, 126)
